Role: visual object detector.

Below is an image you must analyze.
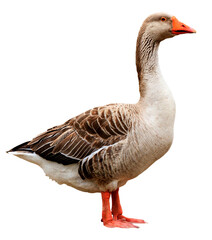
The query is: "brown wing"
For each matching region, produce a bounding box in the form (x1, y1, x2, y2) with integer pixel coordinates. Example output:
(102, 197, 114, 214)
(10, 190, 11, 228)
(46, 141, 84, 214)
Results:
(28, 104, 131, 168)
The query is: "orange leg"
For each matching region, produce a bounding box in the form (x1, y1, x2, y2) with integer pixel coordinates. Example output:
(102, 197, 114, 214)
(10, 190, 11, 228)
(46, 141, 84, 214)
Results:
(101, 191, 138, 228)
(111, 188, 146, 225)
(101, 192, 113, 224)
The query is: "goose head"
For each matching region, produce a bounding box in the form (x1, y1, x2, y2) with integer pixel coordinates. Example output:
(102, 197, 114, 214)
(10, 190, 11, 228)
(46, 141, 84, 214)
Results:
(142, 13, 196, 42)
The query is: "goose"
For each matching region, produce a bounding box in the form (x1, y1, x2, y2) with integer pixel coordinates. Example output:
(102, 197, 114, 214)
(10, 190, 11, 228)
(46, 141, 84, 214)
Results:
(7, 13, 196, 228)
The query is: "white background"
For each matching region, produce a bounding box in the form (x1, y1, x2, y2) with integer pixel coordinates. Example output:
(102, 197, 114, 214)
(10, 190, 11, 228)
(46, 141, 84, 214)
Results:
(0, 0, 211, 239)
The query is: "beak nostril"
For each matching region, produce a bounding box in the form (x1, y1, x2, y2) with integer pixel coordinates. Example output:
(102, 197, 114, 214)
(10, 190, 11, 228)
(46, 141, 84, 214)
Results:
(182, 24, 185, 28)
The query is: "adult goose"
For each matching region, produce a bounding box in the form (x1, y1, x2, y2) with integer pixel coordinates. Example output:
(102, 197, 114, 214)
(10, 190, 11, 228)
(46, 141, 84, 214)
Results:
(7, 13, 196, 228)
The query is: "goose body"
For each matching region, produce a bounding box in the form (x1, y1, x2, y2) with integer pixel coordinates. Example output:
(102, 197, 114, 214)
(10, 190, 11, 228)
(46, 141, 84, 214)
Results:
(8, 13, 195, 228)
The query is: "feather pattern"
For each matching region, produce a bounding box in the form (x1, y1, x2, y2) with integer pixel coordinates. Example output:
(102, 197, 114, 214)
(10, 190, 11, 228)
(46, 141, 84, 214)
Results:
(27, 104, 132, 179)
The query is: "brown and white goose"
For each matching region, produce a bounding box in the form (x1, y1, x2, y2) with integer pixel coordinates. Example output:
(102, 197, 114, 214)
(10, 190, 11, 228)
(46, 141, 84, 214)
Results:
(7, 13, 196, 228)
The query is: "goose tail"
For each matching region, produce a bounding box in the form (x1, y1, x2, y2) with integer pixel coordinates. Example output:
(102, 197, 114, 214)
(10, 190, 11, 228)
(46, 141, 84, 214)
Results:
(7, 142, 42, 166)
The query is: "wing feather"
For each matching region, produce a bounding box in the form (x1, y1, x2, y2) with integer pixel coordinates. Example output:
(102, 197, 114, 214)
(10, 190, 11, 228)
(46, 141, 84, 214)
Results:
(28, 104, 132, 177)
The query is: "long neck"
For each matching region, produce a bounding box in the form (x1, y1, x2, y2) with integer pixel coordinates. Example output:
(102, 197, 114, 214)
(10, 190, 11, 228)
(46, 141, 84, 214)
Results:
(136, 29, 160, 98)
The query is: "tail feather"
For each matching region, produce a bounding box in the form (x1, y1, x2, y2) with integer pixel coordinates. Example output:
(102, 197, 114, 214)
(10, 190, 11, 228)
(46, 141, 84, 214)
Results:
(7, 141, 33, 153)
(7, 141, 42, 166)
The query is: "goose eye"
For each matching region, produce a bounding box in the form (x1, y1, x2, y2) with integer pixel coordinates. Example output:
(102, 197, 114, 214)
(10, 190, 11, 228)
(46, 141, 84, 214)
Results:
(161, 17, 167, 22)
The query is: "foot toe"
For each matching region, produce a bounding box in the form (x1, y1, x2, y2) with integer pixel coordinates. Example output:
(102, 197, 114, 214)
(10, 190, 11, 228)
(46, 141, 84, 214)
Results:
(117, 215, 146, 224)
(104, 220, 138, 228)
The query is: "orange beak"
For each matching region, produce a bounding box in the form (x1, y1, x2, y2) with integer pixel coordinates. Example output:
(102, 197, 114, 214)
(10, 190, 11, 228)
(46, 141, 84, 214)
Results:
(172, 16, 196, 35)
